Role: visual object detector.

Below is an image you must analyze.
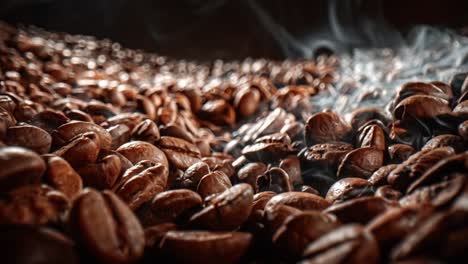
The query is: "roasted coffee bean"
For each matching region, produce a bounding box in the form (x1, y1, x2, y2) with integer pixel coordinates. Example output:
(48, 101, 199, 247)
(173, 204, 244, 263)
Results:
(54, 132, 101, 167)
(131, 119, 160, 143)
(326, 178, 374, 204)
(190, 183, 253, 230)
(0, 146, 46, 192)
(301, 224, 380, 264)
(113, 161, 168, 210)
(242, 133, 292, 163)
(388, 144, 416, 164)
(0, 184, 69, 225)
(348, 107, 390, 130)
(279, 156, 303, 186)
(158, 136, 201, 170)
(234, 87, 261, 117)
(273, 211, 340, 258)
(391, 82, 451, 111)
(237, 162, 268, 189)
(368, 164, 398, 187)
(375, 185, 402, 202)
(52, 121, 112, 149)
(459, 120, 468, 141)
(256, 167, 292, 193)
(199, 99, 236, 126)
(202, 156, 235, 178)
(140, 189, 202, 226)
(0, 225, 79, 264)
(393, 95, 451, 121)
(357, 124, 386, 150)
(117, 140, 168, 168)
(305, 111, 351, 146)
(159, 124, 193, 144)
(296, 185, 320, 195)
(196, 170, 232, 199)
(159, 231, 252, 264)
(422, 134, 464, 152)
(44, 155, 83, 198)
(388, 147, 455, 191)
(69, 189, 145, 264)
(29, 109, 69, 134)
(177, 161, 210, 190)
(107, 124, 131, 150)
(324, 196, 392, 224)
(75, 151, 122, 189)
(300, 142, 353, 170)
(337, 147, 384, 179)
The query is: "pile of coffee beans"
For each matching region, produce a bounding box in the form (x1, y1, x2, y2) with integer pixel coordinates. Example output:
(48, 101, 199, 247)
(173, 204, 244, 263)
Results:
(0, 21, 467, 263)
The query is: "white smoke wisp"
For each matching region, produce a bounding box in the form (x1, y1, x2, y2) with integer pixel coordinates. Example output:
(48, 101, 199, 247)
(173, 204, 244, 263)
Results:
(312, 26, 468, 115)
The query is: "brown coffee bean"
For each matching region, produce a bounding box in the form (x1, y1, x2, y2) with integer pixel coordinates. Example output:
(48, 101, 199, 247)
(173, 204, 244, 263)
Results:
(368, 164, 398, 187)
(29, 109, 69, 134)
(54, 132, 101, 167)
(337, 147, 384, 179)
(190, 183, 253, 230)
(52, 121, 112, 149)
(273, 211, 340, 258)
(140, 189, 202, 226)
(422, 134, 464, 152)
(237, 162, 268, 188)
(199, 99, 236, 126)
(249, 108, 288, 141)
(196, 171, 232, 199)
(158, 136, 201, 170)
(302, 224, 380, 264)
(375, 185, 402, 202)
(326, 178, 373, 204)
(0, 146, 46, 192)
(116, 140, 168, 168)
(75, 152, 122, 190)
(234, 87, 261, 117)
(159, 231, 252, 264)
(300, 142, 353, 170)
(0, 225, 79, 264)
(459, 120, 468, 141)
(367, 206, 434, 255)
(69, 189, 145, 264)
(242, 133, 292, 163)
(144, 222, 178, 249)
(388, 144, 416, 164)
(390, 82, 451, 111)
(279, 156, 303, 186)
(177, 161, 210, 190)
(324, 196, 392, 224)
(357, 124, 386, 150)
(131, 119, 160, 144)
(393, 95, 451, 121)
(305, 111, 351, 146)
(202, 155, 235, 178)
(407, 152, 468, 193)
(107, 124, 131, 150)
(348, 107, 390, 130)
(256, 167, 292, 193)
(44, 155, 83, 198)
(65, 109, 94, 122)
(0, 184, 69, 225)
(113, 161, 168, 210)
(388, 147, 455, 191)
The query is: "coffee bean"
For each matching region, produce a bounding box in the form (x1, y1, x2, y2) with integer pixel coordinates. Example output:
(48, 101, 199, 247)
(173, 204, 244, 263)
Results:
(337, 147, 384, 179)
(29, 109, 69, 134)
(279, 156, 303, 186)
(144, 222, 178, 250)
(117, 141, 168, 168)
(393, 95, 451, 121)
(422, 134, 464, 152)
(0, 146, 46, 192)
(256, 167, 292, 193)
(54, 132, 101, 167)
(158, 136, 201, 170)
(324, 196, 392, 224)
(242, 132, 293, 163)
(458, 120, 468, 141)
(190, 183, 253, 230)
(76, 152, 122, 190)
(300, 142, 353, 170)
(237, 162, 268, 188)
(326, 178, 373, 204)
(131, 119, 160, 144)
(196, 171, 232, 199)
(368, 164, 398, 187)
(357, 124, 386, 151)
(107, 124, 131, 150)
(388, 144, 416, 164)
(234, 87, 261, 117)
(177, 161, 210, 190)
(305, 111, 352, 146)
(69, 189, 145, 264)
(348, 107, 390, 131)
(159, 231, 252, 264)
(375, 185, 402, 202)
(53, 121, 112, 150)
(44, 155, 83, 198)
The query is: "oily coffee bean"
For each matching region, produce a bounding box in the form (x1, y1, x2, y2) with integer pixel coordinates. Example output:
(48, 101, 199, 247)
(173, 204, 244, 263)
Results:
(159, 231, 252, 264)
(299, 142, 353, 170)
(305, 111, 351, 146)
(113, 161, 168, 210)
(117, 140, 168, 168)
(69, 189, 145, 264)
(52, 121, 112, 149)
(144, 222, 178, 250)
(75, 151, 122, 190)
(242, 132, 293, 163)
(357, 124, 386, 151)
(54, 132, 101, 167)
(234, 87, 261, 117)
(131, 119, 160, 144)
(368, 164, 398, 187)
(0, 146, 46, 192)
(177, 161, 210, 190)
(393, 95, 451, 121)
(196, 170, 232, 199)
(0, 225, 79, 264)
(324, 196, 392, 224)
(337, 147, 384, 179)
(272, 211, 340, 258)
(301, 224, 380, 264)
(422, 134, 464, 152)
(0, 184, 69, 225)
(458, 120, 468, 141)
(326, 178, 374, 204)
(107, 124, 131, 150)
(237, 162, 268, 188)
(375, 185, 402, 202)
(44, 155, 83, 198)
(199, 99, 236, 126)
(256, 167, 292, 193)
(348, 107, 390, 130)
(190, 183, 253, 230)
(390, 82, 451, 111)
(158, 136, 201, 170)
(279, 156, 303, 186)
(6, 124, 52, 153)
(388, 144, 416, 164)
(139, 189, 202, 226)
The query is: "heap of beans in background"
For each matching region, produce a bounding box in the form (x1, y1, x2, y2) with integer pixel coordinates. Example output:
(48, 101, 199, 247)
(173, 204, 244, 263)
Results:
(0, 21, 467, 264)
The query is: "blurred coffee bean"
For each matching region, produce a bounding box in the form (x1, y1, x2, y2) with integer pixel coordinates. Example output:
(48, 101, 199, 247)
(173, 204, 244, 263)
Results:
(117, 141, 168, 168)
(44, 155, 83, 199)
(422, 134, 464, 152)
(300, 142, 353, 170)
(158, 136, 201, 170)
(237, 162, 268, 189)
(388, 144, 416, 164)
(324, 196, 392, 224)
(326, 178, 374, 204)
(305, 111, 352, 146)
(196, 171, 232, 199)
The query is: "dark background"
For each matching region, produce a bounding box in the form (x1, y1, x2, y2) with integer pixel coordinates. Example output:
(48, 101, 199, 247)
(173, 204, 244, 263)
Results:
(0, 0, 467, 60)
